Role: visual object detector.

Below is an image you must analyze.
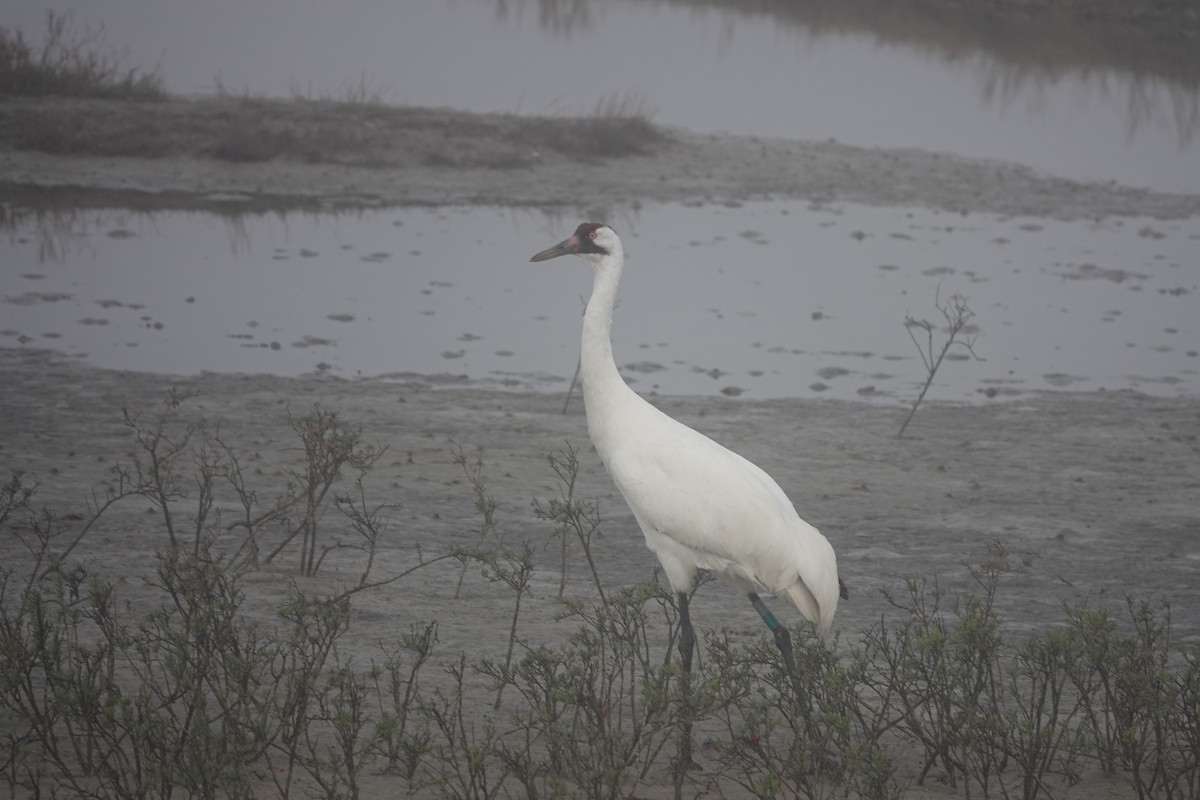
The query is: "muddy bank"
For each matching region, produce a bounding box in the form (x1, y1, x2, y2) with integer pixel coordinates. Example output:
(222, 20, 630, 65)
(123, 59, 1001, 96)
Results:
(3, 97, 1200, 220)
(3, 345, 1198, 645)
(5, 126, 1200, 221)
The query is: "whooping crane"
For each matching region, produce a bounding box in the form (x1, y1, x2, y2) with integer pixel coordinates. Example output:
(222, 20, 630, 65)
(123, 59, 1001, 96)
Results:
(530, 222, 847, 708)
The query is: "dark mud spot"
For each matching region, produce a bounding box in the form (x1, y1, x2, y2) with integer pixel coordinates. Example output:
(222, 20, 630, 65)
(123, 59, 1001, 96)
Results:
(1043, 372, 1084, 387)
(5, 292, 72, 305)
(293, 335, 335, 348)
(625, 361, 667, 374)
(1057, 263, 1149, 283)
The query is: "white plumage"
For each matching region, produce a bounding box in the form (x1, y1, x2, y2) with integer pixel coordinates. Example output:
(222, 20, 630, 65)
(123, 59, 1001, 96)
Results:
(531, 223, 843, 644)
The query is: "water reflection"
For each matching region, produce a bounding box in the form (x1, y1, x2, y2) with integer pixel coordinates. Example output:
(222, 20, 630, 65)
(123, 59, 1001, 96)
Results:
(488, 0, 1199, 147)
(494, 0, 1200, 85)
(3, 192, 1196, 403)
(2, 186, 336, 264)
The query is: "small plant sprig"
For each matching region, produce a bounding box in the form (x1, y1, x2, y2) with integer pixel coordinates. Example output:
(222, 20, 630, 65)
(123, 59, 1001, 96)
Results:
(370, 621, 438, 788)
(450, 443, 503, 598)
(122, 389, 202, 549)
(898, 288, 981, 437)
(263, 406, 384, 575)
(532, 444, 606, 603)
(480, 543, 536, 710)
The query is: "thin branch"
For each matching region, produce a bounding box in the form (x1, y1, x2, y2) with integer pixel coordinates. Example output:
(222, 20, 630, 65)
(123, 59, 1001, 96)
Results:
(898, 289, 982, 438)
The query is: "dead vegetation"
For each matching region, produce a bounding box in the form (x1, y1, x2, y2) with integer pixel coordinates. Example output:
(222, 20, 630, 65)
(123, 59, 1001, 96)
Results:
(0, 11, 164, 100)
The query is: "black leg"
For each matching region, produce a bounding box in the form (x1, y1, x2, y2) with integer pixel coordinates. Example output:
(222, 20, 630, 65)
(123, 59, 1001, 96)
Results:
(674, 591, 697, 797)
(749, 592, 811, 717)
(677, 591, 695, 673)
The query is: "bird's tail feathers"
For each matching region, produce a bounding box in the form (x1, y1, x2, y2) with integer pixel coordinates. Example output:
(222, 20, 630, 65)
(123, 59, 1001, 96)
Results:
(782, 581, 834, 637)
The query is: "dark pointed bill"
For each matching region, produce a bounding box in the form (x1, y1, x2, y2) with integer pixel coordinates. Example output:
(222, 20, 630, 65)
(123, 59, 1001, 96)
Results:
(529, 235, 582, 262)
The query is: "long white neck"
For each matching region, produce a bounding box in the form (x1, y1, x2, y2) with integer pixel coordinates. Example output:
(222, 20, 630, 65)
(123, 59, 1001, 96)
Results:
(579, 239, 642, 450)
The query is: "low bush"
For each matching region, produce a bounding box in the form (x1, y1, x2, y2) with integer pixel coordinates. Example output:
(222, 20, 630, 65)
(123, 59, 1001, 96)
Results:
(1, 399, 1196, 799)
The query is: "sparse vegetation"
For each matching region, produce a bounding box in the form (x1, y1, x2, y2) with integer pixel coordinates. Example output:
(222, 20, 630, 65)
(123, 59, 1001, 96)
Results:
(2, 396, 1197, 799)
(285, 71, 391, 107)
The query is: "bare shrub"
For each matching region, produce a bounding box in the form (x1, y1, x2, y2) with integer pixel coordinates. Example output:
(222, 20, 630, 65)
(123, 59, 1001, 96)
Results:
(0, 11, 164, 99)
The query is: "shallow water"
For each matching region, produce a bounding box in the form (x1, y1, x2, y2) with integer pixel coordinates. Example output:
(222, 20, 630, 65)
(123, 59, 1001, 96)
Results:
(7, 0, 1199, 193)
(3, 202, 1196, 403)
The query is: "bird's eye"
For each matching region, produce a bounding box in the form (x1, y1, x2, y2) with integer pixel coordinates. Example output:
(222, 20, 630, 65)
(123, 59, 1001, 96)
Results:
(589, 231, 597, 240)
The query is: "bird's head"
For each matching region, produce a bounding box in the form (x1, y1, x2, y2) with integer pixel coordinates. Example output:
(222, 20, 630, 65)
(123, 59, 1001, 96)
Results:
(529, 222, 618, 264)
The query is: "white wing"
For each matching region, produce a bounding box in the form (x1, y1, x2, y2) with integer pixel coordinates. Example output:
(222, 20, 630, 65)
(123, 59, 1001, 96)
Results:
(597, 402, 840, 631)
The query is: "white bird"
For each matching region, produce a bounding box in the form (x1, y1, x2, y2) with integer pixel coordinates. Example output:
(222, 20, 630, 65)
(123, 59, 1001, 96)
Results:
(530, 222, 846, 703)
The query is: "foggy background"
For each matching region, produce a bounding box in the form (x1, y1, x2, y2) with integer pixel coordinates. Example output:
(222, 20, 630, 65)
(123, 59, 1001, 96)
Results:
(7, 0, 1199, 192)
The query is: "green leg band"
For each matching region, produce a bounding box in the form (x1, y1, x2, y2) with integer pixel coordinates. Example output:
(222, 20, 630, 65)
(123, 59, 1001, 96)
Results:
(749, 593, 782, 631)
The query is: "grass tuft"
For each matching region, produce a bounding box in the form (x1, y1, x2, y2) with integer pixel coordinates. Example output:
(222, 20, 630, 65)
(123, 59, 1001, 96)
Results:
(0, 11, 164, 100)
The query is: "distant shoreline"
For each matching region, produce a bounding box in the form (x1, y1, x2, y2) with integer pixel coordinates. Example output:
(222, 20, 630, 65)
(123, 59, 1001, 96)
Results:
(3, 97, 1199, 221)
